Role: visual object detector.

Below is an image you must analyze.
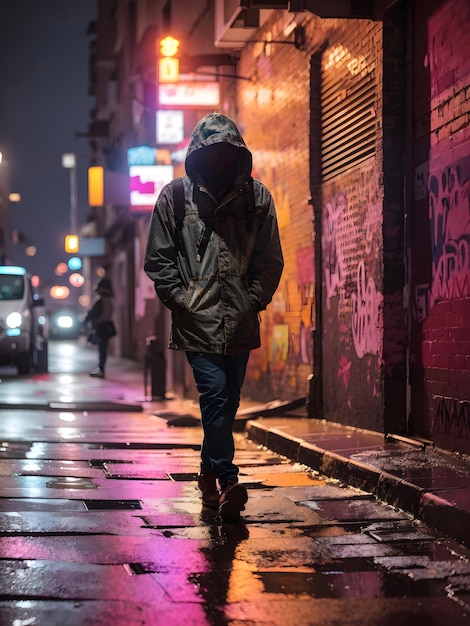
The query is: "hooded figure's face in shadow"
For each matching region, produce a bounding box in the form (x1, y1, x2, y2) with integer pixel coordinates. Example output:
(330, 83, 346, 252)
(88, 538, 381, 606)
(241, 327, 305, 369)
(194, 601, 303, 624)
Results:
(199, 143, 242, 197)
(202, 143, 240, 172)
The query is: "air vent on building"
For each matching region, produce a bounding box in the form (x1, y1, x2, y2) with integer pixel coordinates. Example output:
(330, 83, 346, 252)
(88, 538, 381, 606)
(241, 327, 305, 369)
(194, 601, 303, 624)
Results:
(215, 1, 273, 48)
(321, 55, 376, 181)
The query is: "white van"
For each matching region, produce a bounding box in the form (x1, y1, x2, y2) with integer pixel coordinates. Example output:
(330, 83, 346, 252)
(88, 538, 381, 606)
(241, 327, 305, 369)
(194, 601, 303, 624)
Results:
(0, 266, 48, 374)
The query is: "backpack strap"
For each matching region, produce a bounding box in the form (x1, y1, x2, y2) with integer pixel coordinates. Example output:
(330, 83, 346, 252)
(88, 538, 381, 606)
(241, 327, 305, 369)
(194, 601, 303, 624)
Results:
(171, 177, 186, 230)
(171, 177, 186, 255)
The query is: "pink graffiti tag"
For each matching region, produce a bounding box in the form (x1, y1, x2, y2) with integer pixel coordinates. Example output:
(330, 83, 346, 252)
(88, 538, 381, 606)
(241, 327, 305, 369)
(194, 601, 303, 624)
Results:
(351, 261, 383, 359)
(323, 193, 347, 309)
(337, 355, 352, 388)
(428, 162, 470, 306)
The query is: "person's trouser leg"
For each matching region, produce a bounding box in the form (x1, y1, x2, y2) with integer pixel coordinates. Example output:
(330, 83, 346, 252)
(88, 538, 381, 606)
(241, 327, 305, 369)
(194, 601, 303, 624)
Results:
(186, 351, 249, 486)
(98, 338, 108, 372)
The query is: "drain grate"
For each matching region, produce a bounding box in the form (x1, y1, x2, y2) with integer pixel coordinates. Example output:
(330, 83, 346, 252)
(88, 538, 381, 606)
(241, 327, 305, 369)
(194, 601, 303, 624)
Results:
(48, 401, 143, 412)
(89, 459, 133, 469)
(168, 472, 198, 481)
(87, 442, 199, 450)
(83, 499, 142, 510)
(126, 562, 156, 575)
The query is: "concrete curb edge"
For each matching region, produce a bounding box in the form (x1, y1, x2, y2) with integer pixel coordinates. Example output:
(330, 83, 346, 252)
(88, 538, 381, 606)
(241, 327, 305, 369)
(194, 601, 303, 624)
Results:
(246, 421, 470, 547)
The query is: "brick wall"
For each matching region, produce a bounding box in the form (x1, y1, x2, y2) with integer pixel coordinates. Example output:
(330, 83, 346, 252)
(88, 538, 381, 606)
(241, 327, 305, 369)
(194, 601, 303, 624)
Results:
(235, 11, 316, 402)
(410, 0, 470, 454)
(315, 17, 386, 432)
(235, 11, 386, 421)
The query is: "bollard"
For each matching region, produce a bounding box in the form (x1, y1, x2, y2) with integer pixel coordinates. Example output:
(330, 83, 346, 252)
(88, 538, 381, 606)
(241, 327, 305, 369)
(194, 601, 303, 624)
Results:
(144, 335, 166, 399)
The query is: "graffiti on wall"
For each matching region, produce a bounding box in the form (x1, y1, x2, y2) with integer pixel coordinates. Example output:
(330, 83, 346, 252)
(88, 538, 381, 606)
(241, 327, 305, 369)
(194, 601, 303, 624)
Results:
(337, 355, 352, 388)
(323, 167, 383, 346)
(272, 324, 289, 364)
(434, 395, 470, 438)
(322, 161, 383, 395)
(429, 159, 470, 306)
(412, 156, 470, 322)
(245, 159, 314, 395)
(323, 192, 347, 310)
(351, 261, 383, 359)
(296, 246, 314, 365)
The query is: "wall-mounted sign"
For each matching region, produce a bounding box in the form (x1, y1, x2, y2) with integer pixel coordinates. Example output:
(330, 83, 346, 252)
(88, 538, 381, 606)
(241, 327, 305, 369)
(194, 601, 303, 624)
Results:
(127, 146, 157, 166)
(88, 167, 129, 206)
(159, 57, 179, 83)
(157, 36, 180, 84)
(129, 165, 174, 211)
(157, 110, 184, 144)
(159, 82, 220, 107)
(79, 237, 106, 256)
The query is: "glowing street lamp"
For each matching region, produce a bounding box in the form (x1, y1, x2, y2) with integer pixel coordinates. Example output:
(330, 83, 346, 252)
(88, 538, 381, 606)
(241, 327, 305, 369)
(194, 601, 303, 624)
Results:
(68, 257, 82, 271)
(50, 285, 70, 300)
(69, 273, 84, 288)
(158, 35, 180, 83)
(65, 234, 79, 253)
(62, 153, 78, 234)
(55, 262, 68, 276)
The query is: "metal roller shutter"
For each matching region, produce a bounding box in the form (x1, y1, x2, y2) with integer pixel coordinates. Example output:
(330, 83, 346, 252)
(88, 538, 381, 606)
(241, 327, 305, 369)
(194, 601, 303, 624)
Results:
(321, 54, 376, 181)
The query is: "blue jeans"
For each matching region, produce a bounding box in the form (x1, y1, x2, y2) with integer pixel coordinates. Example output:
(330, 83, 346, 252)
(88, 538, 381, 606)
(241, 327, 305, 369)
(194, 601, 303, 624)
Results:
(186, 351, 249, 487)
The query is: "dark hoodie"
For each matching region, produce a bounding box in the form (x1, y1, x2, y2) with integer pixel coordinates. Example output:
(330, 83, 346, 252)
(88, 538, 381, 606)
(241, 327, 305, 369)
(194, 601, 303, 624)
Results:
(144, 113, 283, 355)
(185, 113, 252, 196)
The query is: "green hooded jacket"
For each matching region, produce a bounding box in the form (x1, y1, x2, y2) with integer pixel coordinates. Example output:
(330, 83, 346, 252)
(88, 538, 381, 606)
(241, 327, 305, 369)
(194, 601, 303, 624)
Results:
(144, 113, 284, 355)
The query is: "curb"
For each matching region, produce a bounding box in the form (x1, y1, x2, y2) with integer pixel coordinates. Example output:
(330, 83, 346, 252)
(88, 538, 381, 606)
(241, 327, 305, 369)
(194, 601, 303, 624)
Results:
(246, 421, 470, 548)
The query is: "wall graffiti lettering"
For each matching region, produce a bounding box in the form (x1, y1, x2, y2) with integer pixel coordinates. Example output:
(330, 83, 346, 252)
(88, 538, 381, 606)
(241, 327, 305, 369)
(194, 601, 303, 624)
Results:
(322, 162, 383, 400)
(428, 159, 470, 306)
(434, 395, 470, 437)
(323, 193, 347, 310)
(364, 201, 382, 255)
(337, 355, 352, 388)
(414, 162, 429, 202)
(299, 321, 311, 365)
(351, 261, 383, 359)
(272, 323, 289, 364)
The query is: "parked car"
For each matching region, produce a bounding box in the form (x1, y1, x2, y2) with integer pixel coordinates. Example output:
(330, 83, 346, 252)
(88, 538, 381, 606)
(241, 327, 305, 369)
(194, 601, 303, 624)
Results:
(0, 265, 48, 374)
(48, 307, 82, 340)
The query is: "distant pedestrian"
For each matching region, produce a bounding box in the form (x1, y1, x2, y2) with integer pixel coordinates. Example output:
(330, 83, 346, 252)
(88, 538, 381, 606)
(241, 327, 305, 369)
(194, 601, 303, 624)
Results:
(84, 278, 116, 378)
(144, 113, 284, 519)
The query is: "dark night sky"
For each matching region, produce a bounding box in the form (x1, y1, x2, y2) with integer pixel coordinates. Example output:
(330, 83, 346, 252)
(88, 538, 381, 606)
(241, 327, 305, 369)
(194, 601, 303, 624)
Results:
(0, 0, 96, 289)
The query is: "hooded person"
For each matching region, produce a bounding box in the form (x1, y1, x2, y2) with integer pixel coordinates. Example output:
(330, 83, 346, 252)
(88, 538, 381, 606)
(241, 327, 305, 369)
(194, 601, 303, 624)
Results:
(144, 113, 284, 519)
(84, 277, 116, 378)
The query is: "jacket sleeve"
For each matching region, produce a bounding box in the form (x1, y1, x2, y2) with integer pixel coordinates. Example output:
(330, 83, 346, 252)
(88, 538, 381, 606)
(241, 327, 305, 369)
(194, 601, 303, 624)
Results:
(143, 184, 187, 312)
(248, 187, 284, 310)
(85, 298, 103, 323)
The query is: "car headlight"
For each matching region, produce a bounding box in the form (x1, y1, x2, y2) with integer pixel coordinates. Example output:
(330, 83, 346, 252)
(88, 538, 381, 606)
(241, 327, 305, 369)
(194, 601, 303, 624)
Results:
(57, 315, 74, 328)
(6, 312, 22, 328)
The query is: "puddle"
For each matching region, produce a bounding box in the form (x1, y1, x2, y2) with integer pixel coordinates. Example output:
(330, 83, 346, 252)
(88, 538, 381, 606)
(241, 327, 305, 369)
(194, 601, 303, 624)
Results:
(45, 477, 96, 489)
(0, 442, 32, 459)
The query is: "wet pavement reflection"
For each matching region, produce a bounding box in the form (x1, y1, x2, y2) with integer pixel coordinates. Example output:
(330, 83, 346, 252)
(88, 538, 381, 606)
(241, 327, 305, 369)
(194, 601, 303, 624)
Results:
(0, 341, 469, 624)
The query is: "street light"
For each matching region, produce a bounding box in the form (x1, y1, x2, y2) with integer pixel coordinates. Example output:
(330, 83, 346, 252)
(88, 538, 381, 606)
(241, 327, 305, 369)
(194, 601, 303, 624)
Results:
(61, 153, 78, 234)
(0, 151, 10, 264)
(65, 234, 79, 253)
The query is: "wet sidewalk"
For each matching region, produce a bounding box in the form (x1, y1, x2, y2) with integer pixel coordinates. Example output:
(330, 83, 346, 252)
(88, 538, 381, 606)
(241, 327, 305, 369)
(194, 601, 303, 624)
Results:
(88, 350, 470, 548)
(3, 343, 470, 550)
(1, 344, 470, 624)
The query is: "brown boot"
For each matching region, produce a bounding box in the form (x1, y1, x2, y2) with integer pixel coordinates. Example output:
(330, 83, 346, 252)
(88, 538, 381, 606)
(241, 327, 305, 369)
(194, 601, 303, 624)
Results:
(218, 481, 248, 520)
(197, 469, 220, 509)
